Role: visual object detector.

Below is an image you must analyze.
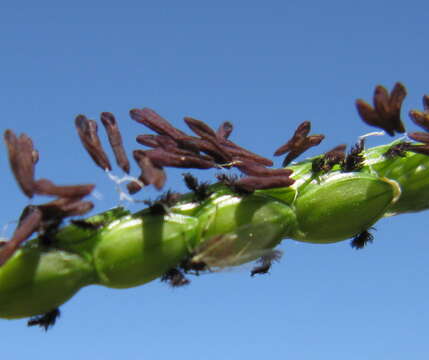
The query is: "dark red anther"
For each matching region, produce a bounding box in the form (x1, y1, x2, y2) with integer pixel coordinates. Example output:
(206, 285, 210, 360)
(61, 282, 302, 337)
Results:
(136, 134, 177, 149)
(409, 110, 429, 132)
(130, 108, 187, 140)
(127, 180, 143, 194)
(133, 150, 166, 190)
(217, 122, 233, 139)
(37, 197, 94, 219)
(325, 144, 346, 163)
(144, 148, 215, 169)
(274, 121, 311, 156)
(405, 145, 429, 156)
(190, 137, 232, 164)
(408, 132, 429, 144)
(356, 82, 407, 136)
(34, 179, 94, 198)
(184, 116, 218, 139)
(409, 95, 429, 133)
(136, 134, 161, 148)
(0, 206, 42, 266)
(406, 131, 429, 156)
(101, 112, 130, 173)
(234, 160, 293, 177)
(75, 115, 112, 171)
(185, 117, 268, 165)
(217, 137, 273, 166)
(4, 130, 37, 198)
(274, 121, 324, 166)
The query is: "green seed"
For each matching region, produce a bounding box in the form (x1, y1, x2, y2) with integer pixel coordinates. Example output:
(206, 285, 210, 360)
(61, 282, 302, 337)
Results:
(292, 172, 400, 243)
(0, 248, 94, 319)
(93, 213, 198, 288)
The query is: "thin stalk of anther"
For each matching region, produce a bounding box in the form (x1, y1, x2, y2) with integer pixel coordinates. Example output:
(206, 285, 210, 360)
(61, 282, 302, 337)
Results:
(101, 112, 130, 173)
(75, 115, 112, 171)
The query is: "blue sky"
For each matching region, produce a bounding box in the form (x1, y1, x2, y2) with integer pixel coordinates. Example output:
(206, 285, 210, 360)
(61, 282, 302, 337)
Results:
(1, 1, 429, 359)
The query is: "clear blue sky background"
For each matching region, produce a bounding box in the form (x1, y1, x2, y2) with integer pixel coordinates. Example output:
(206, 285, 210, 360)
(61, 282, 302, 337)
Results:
(1, 1, 428, 359)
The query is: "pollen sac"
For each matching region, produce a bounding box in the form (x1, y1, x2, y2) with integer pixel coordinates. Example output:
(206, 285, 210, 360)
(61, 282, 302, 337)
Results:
(292, 173, 400, 243)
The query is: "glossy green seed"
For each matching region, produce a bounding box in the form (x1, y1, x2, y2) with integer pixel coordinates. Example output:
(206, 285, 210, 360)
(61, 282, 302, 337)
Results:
(0, 248, 94, 319)
(292, 172, 400, 243)
(93, 213, 198, 288)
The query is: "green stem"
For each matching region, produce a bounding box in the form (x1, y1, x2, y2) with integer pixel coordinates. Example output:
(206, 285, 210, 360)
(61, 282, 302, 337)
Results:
(1, 140, 429, 319)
